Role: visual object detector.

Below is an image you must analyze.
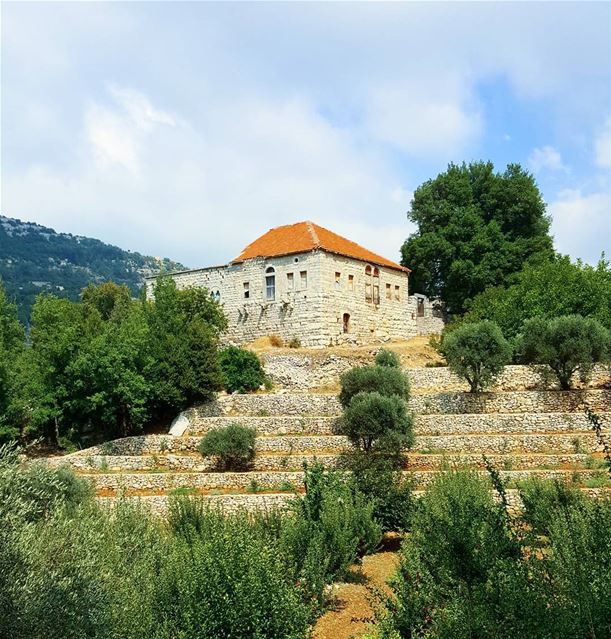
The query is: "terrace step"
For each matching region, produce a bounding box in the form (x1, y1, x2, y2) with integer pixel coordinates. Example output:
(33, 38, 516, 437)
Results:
(184, 389, 611, 419)
(415, 432, 605, 454)
(57, 451, 604, 474)
(183, 412, 611, 437)
(86, 468, 609, 494)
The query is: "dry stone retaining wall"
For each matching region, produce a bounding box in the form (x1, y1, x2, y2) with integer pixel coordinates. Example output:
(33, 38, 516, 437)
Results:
(262, 357, 610, 392)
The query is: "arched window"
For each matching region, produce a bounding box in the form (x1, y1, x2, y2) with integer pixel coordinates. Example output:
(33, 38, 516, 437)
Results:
(211, 290, 221, 303)
(265, 266, 276, 301)
(365, 265, 372, 302)
(373, 267, 380, 305)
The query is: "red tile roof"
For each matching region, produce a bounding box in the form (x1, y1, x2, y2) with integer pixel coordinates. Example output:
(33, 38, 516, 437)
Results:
(232, 221, 410, 272)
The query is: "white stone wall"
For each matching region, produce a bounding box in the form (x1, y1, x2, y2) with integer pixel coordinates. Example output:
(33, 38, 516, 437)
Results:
(318, 252, 415, 344)
(146, 249, 443, 346)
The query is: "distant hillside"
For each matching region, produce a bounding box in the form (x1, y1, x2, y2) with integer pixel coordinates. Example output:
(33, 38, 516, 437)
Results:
(0, 216, 186, 323)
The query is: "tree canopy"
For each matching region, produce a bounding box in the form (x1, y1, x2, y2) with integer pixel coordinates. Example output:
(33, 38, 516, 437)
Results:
(466, 255, 611, 338)
(0, 277, 227, 448)
(401, 162, 553, 314)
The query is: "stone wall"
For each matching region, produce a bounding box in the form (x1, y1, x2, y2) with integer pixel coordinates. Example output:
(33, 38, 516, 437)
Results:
(261, 355, 610, 392)
(318, 251, 414, 345)
(410, 389, 611, 415)
(147, 251, 328, 347)
(186, 389, 611, 419)
(146, 249, 443, 348)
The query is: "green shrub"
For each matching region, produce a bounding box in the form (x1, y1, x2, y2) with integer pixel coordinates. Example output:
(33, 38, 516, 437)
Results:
(198, 423, 256, 470)
(342, 391, 414, 454)
(161, 501, 310, 638)
(379, 471, 540, 639)
(288, 337, 301, 348)
(339, 364, 409, 408)
(517, 315, 609, 390)
(440, 320, 512, 392)
(282, 463, 381, 603)
(375, 348, 401, 368)
(219, 346, 266, 393)
(346, 452, 414, 532)
(518, 477, 585, 536)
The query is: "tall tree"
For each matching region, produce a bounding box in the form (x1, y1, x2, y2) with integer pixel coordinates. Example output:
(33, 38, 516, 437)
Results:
(0, 281, 26, 443)
(401, 162, 553, 314)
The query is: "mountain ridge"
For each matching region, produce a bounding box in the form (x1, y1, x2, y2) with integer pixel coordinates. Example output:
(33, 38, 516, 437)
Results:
(0, 215, 186, 322)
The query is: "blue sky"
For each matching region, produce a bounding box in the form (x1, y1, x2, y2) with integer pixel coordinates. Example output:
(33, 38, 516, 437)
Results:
(2, 2, 610, 267)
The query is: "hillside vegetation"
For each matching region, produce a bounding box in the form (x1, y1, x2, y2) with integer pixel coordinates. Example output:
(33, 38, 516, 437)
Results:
(0, 216, 185, 322)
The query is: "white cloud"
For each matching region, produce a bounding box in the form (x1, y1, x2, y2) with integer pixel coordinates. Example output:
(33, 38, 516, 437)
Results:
(366, 84, 481, 158)
(549, 189, 611, 264)
(594, 117, 611, 169)
(85, 87, 178, 174)
(3, 90, 414, 267)
(528, 146, 567, 174)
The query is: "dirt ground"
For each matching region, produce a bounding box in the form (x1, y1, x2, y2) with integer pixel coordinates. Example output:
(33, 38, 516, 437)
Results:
(247, 335, 444, 368)
(312, 534, 401, 639)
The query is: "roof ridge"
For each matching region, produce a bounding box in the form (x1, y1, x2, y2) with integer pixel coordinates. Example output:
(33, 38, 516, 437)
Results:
(305, 221, 320, 247)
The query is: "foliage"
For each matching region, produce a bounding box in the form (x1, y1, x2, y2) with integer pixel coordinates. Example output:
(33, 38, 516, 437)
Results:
(518, 477, 585, 536)
(345, 451, 414, 532)
(0, 281, 25, 443)
(440, 320, 512, 392)
(379, 472, 611, 639)
(219, 345, 266, 393)
(400, 162, 553, 315)
(4, 277, 226, 447)
(282, 463, 382, 602)
(198, 423, 256, 470)
(159, 500, 310, 639)
(517, 315, 608, 389)
(342, 391, 414, 454)
(375, 348, 401, 368)
(466, 255, 611, 338)
(339, 364, 409, 408)
(0, 215, 185, 324)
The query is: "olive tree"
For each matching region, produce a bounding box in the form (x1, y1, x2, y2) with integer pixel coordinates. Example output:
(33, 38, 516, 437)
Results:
(342, 391, 414, 454)
(518, 315, 608, 390)
(440, 320, 512, 392)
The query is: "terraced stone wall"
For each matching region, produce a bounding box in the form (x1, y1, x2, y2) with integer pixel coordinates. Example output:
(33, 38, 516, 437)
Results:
(262, 356, 610, 391)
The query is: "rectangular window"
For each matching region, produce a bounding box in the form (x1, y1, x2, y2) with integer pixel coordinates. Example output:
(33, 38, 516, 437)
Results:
(373, 283, 380, 305)
(266, 275, 275, 301)
(243, 282, 250, 299)
(348, 274, 354, 291)
(385, 283, 391, 299)
(300, 270, 308, 289)
(365, 282, 372, 303)
(394, 285, 400, 301)
(287, 273, 294, 290)
(335, 272, 341, 289)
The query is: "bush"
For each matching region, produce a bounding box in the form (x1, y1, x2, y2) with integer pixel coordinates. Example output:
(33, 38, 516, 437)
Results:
(288, 337, 301, 349)
(342, 391, 414, 455)
(346, 452, 414, 532)
(440, 320, 512, 392)
(198, 423, 256, 470)
(219, 346, 266, 393)
(518, 477, 585, 536)
(281, 463, 381, 602)
(375, 348, 401, 368)
(379, 471, 539, 639)
(339, 365, 409, 408)
(517, 315, 609, 390)
(161, 502, 310, 639)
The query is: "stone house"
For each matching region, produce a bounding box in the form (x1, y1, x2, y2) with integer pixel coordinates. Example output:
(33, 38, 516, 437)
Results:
(146, 221, 443, 347)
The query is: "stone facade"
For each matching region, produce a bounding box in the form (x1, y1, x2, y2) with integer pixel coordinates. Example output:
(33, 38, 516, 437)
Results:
(145, 223, 444, 347)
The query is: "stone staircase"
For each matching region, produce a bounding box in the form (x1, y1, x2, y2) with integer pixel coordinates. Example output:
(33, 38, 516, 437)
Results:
(48, 367, 611, 514)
